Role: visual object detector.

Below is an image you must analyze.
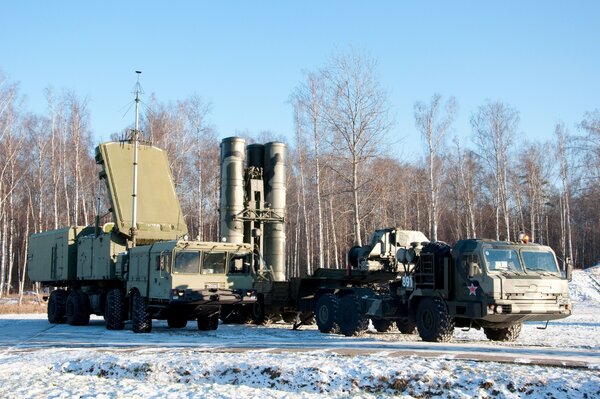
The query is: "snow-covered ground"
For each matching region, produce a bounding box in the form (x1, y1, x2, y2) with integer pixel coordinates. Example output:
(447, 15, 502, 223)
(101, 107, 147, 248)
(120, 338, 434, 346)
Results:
(0, 269, 599, 398)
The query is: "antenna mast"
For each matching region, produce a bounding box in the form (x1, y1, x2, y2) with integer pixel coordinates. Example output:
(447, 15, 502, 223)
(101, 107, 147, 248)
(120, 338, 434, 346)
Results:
(130, 70, 143, 247)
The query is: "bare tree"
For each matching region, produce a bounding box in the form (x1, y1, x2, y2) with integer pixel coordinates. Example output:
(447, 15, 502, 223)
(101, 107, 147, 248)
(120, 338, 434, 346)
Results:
(471, 101, 519, 241)
(321, 50, 392, 246)
(580, 109, 600, 182)
(292, 104, 312, 275)
(0, 77, 23, 297)
(555, 124, 573, 269)
(414, 94, 456, 241)
(291, 72, 327, 270)
(181, 96, 213, 240)
(516, 141, 552, 243)
(445, 138, 480, 239)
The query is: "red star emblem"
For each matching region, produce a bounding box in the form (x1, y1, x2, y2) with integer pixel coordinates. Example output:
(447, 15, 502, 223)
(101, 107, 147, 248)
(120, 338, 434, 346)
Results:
(468, 282, 478, 296)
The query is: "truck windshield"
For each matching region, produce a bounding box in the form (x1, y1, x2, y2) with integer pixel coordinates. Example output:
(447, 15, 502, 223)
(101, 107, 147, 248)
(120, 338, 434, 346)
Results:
(521, 251, 560, 273)
(174, 251, 201, 274)
(483, 249, 523, 273)
(202, 252, 226, 274)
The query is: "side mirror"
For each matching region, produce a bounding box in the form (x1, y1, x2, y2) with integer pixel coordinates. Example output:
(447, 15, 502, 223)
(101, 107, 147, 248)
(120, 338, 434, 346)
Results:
(565, 257, 573, 282)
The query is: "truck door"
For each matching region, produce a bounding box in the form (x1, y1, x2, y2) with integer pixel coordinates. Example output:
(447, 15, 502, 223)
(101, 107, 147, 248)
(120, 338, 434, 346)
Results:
(148, 251, 171, 300)
(226, 252, 253, 290)
(456, 253, 483, 302)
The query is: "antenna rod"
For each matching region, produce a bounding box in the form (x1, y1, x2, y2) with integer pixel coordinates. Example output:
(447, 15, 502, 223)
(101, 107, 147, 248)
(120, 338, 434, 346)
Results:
(131, 70, 142, 247)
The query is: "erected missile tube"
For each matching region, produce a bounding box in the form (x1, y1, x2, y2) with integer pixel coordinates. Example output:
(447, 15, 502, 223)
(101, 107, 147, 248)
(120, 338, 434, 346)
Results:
(263, 142, 287, 281)
(219, 137, 246, 244)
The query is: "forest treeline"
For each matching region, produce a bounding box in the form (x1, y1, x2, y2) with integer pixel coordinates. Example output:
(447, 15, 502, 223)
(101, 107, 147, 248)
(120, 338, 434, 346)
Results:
(1, 51, 599, 296)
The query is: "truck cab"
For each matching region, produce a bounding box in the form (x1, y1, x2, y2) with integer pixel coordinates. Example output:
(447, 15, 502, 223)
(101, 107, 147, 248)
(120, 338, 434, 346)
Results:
(451, 239, 572, 327)
(401, 238, 573, 342)
(116, 240, 257, 332)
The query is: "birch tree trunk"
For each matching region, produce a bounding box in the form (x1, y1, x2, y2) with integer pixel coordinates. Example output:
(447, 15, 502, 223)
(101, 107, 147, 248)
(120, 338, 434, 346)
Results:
(0, 200, 5, 298)
(328, 194, 339, 269)
(18, 197, 31, 305)
(414, 94, 456, 241)
(472, 101, 519, 241)
(6, 160, 15, 295)
(556, 123, 573, 268)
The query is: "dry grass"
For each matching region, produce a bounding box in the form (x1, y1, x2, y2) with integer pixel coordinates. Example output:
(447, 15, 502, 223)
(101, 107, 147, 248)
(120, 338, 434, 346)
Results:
(0, 295, 46, 314)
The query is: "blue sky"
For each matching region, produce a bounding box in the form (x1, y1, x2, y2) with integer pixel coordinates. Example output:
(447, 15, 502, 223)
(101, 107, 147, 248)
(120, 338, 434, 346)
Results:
(1, 1, 598, 160)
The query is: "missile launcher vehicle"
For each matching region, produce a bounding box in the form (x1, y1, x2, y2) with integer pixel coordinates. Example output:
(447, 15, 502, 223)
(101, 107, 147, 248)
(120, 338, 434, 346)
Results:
(28, 139, 256, 333)
(216, 137, 572, 341)
(312, 228, 573, 341)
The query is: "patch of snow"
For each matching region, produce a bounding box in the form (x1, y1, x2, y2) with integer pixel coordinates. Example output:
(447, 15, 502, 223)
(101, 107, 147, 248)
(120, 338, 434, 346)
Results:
(570, 269, 600, 305)
(0, 348, 598, 398)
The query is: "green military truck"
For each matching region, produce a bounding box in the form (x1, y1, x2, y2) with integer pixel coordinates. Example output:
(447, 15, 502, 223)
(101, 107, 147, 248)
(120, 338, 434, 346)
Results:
(28, 140, 256, 333)
(310, 228, 573, 342)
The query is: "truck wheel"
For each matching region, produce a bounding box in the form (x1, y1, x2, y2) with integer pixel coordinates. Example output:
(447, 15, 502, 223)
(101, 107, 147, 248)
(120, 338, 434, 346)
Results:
(209, 312, 219, 330)
(484, 323, 522, 342)
(396, 319, 417, 334)
(372, 319, 393, 333)
(251, 296, 267, 325)
(197, 312, 219, 331)
(315, 294, 339, 334)
(416, 297, 455, 342)
(105, 289, 125, 330)
(65, 290, 90, 326)
(337, 295, 368, 337)
(131, 291, 152, 333)
(167, 315, 188, 329)
(47, 289, 68, 324)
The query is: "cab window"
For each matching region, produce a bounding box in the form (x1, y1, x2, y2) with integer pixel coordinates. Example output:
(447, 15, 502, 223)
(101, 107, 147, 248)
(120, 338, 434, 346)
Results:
(521, 251, 560, 273)
(462, 254, 482, 277)
(228, 253, 252, 274)
(156, 252, 172, 272)
(202, 252, 226, 274)
(174, 251, 200, 274)
(484, 249, 523, 272)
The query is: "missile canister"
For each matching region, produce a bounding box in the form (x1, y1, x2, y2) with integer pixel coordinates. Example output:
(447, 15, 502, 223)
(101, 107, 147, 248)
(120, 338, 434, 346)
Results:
(263, 141, 286, 281)
(219, 137, 246, 244)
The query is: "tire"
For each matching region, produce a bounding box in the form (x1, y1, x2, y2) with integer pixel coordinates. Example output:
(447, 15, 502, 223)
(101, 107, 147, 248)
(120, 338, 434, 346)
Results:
(336, 295, 368, 337)
(484, 323, 522, 342)
(421, 241, 452, 257)
(131, 290, 152, 333)
(197, 312, 219, 331)
(416, 297, 455, 342)
(167, 314, 188, 329)
(372, 318, 393, 333)
(396, 319, 418, 334)
(65, 290, 90, 326)
(251, 296, 267, 325)
(47, 290, 68, 324)
(105, 288, 125, 330)
(315, 294, 339, 334)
